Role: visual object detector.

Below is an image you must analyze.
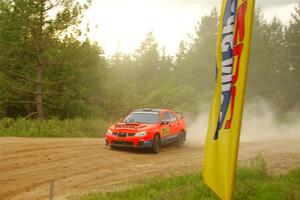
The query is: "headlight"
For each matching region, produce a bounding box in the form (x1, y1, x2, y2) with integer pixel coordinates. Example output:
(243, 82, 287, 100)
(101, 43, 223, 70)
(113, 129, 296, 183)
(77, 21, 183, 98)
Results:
(106, 130, 113, 135)
(135, 131, 147, 137)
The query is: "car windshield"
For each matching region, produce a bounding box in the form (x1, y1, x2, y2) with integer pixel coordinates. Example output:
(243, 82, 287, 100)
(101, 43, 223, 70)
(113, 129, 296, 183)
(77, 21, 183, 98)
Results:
(124, 112, 160, 124)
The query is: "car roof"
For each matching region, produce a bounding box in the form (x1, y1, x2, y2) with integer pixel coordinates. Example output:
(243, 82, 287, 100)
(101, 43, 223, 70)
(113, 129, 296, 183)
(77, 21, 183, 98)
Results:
(133, 108, 171, 113)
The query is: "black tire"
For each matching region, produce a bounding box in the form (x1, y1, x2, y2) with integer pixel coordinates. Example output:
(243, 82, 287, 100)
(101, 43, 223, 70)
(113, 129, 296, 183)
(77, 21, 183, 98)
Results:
(151, 134, 160, 154)
(177, 131, 185, 147)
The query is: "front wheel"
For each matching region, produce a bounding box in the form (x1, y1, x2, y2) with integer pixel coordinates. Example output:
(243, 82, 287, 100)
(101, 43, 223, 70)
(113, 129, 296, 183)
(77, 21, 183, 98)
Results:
(151, 134, 160, 154)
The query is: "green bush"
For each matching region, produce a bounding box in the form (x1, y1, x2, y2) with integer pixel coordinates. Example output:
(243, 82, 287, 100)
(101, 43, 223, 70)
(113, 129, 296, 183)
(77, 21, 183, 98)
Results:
(77, 156, 300, 200)
(0, 118, 110, 138)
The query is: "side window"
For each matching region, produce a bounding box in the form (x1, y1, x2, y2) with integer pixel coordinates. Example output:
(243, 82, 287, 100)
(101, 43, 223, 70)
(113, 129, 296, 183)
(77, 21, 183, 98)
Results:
(169, 112, 177, 122)
(162, 112, 170, 122)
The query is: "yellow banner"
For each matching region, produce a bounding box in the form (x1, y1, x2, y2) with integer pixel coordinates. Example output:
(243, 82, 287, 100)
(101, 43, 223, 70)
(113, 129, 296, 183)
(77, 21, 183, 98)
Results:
(202, 0, 255, 199)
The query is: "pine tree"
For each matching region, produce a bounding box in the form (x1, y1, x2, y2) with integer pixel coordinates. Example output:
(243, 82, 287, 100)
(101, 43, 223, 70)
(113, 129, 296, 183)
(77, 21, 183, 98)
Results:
(0, 0, 94, 119)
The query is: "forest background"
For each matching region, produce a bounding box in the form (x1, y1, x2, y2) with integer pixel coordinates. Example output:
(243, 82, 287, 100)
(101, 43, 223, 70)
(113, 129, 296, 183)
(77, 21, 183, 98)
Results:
(0, 0, 299, 137)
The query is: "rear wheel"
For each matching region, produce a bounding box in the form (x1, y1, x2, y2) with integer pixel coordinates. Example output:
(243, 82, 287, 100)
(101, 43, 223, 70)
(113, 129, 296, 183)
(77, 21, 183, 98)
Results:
(177, 131, 185, 147)
(151, 134, 160, 154)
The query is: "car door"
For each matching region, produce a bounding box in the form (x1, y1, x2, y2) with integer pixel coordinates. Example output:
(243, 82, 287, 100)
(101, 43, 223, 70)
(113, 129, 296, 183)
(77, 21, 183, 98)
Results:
(161, 112, 171, 140)
(161, 111, 178, 143)
(168, 112, 180, 136)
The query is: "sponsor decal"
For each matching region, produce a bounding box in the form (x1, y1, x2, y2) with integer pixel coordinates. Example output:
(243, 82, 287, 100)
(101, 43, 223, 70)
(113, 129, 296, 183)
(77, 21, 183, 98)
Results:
(215, 0, 247, 139)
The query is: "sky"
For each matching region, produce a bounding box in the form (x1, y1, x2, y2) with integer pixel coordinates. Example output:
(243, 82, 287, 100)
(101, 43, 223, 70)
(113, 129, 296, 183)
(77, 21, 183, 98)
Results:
(83, 0, 299, 56)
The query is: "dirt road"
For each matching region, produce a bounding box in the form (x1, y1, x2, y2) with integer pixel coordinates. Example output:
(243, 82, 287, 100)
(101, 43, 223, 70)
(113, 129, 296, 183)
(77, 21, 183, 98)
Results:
(0, 137, 299, 200)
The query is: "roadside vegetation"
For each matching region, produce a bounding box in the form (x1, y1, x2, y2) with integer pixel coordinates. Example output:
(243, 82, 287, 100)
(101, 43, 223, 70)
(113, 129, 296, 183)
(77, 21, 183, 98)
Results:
(0, 118, 110, 137)
(77, 156, 300, 200)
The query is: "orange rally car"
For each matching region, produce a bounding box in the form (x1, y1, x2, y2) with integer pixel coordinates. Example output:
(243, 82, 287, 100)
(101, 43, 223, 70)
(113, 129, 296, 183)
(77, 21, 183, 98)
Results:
(105, 108, 187, 153)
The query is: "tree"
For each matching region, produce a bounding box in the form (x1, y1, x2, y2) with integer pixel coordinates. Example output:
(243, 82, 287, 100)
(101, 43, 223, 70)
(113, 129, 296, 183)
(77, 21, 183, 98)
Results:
(134, 32, 160, 84)
(0, 0, 93, 119)
(174, 9, 218, 97)
(44, 39, 106, 119)
(175, 40, 188, 67)
(247, 11, 285, 104)
(285, 3, 300, 111)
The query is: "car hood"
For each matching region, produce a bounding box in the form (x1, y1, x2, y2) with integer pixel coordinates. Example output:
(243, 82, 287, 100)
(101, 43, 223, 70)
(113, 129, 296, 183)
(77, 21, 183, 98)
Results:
(110, 123, 157, 132)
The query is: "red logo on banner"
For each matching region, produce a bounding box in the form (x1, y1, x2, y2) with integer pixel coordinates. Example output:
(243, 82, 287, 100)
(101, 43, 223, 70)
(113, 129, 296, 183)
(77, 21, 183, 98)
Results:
(225, 0, 247, 129)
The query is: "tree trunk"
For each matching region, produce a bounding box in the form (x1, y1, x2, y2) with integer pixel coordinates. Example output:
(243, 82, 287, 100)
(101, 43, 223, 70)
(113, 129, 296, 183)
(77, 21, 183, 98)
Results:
(36, 0, 45, 120)
(36, 55, 44, 120)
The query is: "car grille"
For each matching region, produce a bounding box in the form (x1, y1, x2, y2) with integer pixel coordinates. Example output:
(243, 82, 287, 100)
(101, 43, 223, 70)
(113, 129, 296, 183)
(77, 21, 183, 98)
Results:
(113, 132, 135, 137)
(111, 141, 133, 146)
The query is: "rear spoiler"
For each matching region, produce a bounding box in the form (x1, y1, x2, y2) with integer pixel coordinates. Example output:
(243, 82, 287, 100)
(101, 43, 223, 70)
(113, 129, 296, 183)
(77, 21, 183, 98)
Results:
(175, 112, 184, 119)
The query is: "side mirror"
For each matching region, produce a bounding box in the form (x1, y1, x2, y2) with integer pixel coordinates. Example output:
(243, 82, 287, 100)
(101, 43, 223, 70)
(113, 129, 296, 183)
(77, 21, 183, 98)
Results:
(161, 121, 169, 125)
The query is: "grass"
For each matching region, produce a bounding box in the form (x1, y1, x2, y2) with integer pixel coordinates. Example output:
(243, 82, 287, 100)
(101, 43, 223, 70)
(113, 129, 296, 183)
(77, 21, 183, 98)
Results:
(76, 155, 300, 200)
(0, 118, 110, 137)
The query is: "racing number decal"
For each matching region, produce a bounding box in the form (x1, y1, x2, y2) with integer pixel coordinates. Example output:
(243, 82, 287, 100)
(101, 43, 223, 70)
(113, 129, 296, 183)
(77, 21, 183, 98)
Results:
(162, 127, 170, 137)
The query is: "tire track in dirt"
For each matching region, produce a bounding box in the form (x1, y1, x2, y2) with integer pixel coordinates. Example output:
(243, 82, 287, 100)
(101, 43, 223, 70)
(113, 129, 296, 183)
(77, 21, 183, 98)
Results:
(1, 145, 101, 173)
(0, 137, 299, 200)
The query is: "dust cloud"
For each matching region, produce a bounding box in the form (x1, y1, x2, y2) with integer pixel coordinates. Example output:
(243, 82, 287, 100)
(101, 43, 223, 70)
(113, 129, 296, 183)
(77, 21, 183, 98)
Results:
(185, 100, 300, 147)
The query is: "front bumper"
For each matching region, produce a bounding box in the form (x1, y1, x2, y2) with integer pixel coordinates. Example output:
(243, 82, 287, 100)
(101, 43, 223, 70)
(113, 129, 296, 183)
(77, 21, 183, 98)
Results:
(105, 136, 153, 148)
